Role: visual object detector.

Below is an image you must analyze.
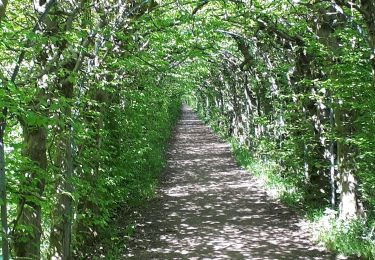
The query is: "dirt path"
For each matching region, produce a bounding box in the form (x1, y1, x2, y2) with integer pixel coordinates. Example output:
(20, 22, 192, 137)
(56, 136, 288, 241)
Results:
(123, 105, 343, 259)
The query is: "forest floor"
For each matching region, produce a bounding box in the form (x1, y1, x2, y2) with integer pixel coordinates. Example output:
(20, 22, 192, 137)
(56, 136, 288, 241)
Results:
(119, 105, 348, 259)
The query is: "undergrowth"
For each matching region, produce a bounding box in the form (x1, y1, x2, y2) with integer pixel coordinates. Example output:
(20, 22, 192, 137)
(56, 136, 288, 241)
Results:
(229, 140, 304, 209)
(231, 141, 375, 259)
(231, 140, 375, 258)
(77, 101, 182, 259)
(196, 109, 375, 259)
(312, 211, 375, 259)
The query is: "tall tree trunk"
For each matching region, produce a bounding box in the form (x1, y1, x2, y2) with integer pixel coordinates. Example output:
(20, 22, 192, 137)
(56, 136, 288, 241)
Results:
(0, 108, 9, 260)
(13, 123, 47, 259)
(11, 1, 57, 253)
(49, 129, 74, 259)
(11, 1, 58, 256)
(0, 0, 9, 257)
(0, 2, 9, 254)
(49, 77, 74, 259)
(243, 75, 256, 149)
(329, 105, 336, 207)
(335, 107, 359, 219)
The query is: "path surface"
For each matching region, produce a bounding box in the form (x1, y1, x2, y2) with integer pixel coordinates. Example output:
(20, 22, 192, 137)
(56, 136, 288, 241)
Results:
(124, 105, 343, 259)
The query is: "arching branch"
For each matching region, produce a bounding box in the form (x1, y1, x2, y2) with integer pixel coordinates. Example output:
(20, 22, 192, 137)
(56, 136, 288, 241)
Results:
(192, 0, 208, 15)
(11, 0, 58, 83)
(0, 0, 7, 22)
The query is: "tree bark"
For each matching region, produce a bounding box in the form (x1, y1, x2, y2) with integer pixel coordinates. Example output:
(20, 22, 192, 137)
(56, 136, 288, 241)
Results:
(0, 108, 9, 260)
(335, 109, 359, 219)
(11, 1, 57, 255)
(13, 123, 47, 259)
(0, 13, 10, 259)
(49, 77, 74, 259)
(316, 7, 360, 215)
(0, 0, 9, 252)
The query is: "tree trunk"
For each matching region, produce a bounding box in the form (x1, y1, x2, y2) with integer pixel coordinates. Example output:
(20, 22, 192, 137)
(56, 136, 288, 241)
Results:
(0, 1, 10, 244)
(49, 76, 74, 260)
(49, 131, 73, 259)
(0, 109, 9, 260)
(0, 5, 9, 259)
(14, 123, 47, 259)
(329, 106, 336, 207)
(11, 1, 57, 254)
(335, 108, 359, 219)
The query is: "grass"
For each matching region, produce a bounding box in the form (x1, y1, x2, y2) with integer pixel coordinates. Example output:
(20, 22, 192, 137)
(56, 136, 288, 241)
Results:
(229, 139, 305, 208)
(312, 213, 375, 259)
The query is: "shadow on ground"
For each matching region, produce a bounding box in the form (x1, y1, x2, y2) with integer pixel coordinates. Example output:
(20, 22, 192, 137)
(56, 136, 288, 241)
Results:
(122, 105, 347, 260)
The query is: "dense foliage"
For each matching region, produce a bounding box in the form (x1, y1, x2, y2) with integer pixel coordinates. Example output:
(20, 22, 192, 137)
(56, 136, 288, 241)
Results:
(1, 0, 375, 259)
(0, 0, 184, 258)
(189, 0, 375, 258)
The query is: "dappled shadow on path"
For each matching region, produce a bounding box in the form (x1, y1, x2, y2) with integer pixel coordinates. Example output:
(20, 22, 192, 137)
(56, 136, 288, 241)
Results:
(122, 105, 346, 260)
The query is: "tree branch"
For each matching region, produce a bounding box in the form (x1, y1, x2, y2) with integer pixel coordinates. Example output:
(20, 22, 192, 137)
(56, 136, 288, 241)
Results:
(10, 0, 58, 83)
(192, 0, 209, 15)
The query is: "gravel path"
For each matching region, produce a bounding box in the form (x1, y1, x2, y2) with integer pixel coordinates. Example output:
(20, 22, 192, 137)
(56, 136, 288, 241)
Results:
(123, 105, 344, 259)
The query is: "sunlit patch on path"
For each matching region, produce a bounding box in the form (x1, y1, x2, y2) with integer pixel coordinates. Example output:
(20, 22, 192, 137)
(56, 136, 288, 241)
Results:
(123, 105, 344, 259)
